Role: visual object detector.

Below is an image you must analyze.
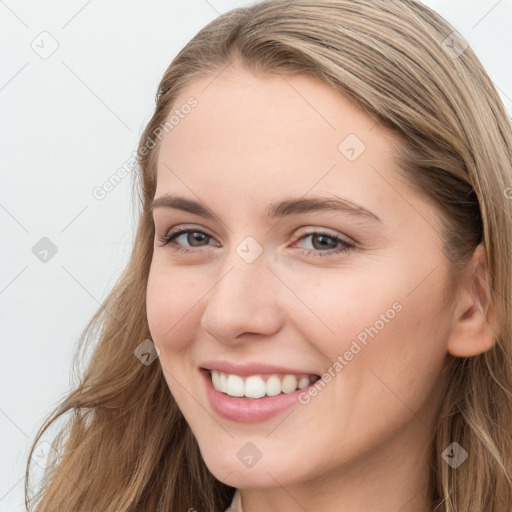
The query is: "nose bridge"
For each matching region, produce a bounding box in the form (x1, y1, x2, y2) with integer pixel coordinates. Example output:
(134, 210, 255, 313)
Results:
(200, 244, 284, 341)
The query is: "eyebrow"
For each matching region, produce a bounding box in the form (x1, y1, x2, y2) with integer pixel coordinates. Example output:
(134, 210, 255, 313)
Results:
(150, 194, 382, 223)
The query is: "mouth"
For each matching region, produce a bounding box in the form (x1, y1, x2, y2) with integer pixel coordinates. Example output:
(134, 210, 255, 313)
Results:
(200, 367, 322, 423)
(202, 368, 321, 399)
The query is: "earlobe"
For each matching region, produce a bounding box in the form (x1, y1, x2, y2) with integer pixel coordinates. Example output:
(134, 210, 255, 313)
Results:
(447, 243, 497, 358)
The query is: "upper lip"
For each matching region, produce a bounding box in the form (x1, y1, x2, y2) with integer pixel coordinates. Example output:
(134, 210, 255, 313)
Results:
(200, 360, 319, 377)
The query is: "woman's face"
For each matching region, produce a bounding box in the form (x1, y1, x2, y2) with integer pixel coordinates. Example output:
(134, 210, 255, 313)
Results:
(146, 65, 455, 491)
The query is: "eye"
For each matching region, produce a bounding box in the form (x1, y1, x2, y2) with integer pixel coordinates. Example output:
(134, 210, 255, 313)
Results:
(157, 226, 355, 258)
(292, 230, 355, 258)
(158, 227, 217, 254)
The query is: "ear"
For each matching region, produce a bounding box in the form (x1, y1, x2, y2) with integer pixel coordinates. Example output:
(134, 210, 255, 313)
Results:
(447, 243, 497, 357)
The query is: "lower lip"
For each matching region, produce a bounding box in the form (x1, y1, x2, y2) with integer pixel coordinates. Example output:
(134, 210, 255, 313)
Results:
(200, 369, 317, 423)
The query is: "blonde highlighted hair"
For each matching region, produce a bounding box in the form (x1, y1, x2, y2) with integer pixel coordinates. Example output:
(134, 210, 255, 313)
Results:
(26, 1, 512, 510)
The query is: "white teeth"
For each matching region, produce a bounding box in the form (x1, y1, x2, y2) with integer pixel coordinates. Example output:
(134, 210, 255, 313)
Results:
(281, 374, 298, 394)
(209, 370, 317, 398)
(219, 372, 227, 393)
(226, 374, 244, 397)
(298, 376, 310, 389)
(266, 375, 282, 396)
(244, 375, 267, 398)
(212, 370, 220, 390)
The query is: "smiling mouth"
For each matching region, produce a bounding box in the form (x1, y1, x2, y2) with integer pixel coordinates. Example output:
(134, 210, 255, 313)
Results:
(205, 369, 321, 399)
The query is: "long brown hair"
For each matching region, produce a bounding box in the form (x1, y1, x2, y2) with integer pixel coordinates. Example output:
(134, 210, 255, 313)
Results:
(25, 1, 512, 510)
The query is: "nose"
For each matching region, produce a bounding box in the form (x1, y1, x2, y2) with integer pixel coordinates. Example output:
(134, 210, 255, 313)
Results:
(200, 255, 285, 344)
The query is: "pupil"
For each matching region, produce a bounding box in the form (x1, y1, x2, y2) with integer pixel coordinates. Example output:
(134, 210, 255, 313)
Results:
(190, 232, 207, 246)
(314, 235, 334, 250)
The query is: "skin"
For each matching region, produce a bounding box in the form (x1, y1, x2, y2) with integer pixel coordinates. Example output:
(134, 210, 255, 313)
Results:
(146, 63, 495, 512)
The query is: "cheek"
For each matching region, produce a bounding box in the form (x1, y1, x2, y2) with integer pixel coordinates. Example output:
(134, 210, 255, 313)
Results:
(325, 273, 451, 426)
(313, 258, 450, 359)
(146, 261, 201, 353)
(146, 263, 202, 409)
(282, 270, 403, 360)
(298, 264, 451, 404)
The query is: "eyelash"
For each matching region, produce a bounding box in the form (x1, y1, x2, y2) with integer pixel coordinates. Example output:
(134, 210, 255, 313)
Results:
(158, 227, 355, 258)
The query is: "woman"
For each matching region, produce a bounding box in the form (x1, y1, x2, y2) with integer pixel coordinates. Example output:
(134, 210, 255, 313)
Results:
(25, 0, 512, 511)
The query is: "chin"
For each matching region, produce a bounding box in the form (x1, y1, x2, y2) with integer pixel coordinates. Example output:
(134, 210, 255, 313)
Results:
(199, 444, 305, 489)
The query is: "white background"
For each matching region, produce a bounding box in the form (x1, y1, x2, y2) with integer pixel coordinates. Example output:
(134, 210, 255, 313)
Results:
(1, 0, 511, 509)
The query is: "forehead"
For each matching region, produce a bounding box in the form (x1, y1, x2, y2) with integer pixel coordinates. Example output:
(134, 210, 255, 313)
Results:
(160, 66, 390, 158)
(154, 66, 426, 226)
